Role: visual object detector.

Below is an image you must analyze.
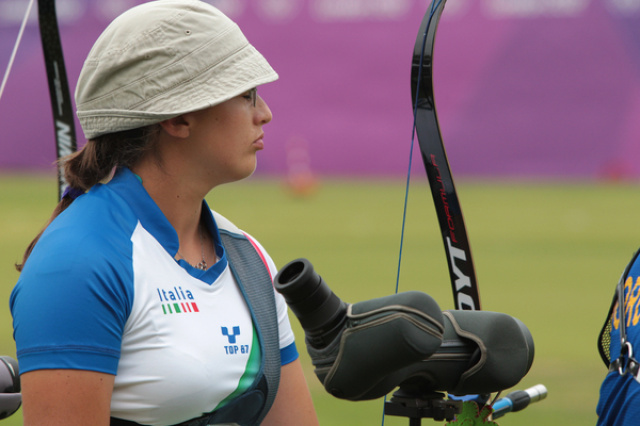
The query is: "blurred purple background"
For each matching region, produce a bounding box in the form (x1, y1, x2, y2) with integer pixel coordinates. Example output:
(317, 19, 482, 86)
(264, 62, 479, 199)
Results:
(1, 0, 640, 178)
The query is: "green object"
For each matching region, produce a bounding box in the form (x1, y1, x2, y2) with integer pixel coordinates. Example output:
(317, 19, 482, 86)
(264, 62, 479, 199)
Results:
(446, 401, 498, 425)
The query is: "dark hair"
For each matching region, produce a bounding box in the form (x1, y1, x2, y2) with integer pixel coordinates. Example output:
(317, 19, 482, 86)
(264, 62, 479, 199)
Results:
(15, 125, 160, 272)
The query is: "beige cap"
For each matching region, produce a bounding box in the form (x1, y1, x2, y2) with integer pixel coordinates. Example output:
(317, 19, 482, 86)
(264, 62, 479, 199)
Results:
(75, 0, 278, 140)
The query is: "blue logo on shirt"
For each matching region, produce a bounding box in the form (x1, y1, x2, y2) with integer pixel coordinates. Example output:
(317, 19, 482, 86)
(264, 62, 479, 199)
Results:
(222, 326, 248, 355)
(221, 326, 241, 344)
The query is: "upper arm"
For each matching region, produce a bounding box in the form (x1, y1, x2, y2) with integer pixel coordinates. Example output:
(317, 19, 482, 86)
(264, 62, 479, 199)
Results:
(262, 359, 318, 426)
(21, 369, 115, 426)
(10, 234, 132, 375)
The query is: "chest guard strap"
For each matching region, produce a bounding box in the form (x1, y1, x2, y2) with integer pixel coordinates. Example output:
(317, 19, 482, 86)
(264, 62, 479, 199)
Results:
(217, 230, 281, 425)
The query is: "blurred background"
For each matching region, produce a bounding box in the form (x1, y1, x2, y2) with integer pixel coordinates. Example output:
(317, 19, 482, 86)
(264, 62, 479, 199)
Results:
(2, 0, 640, 178)
(1, 0, 640, 424)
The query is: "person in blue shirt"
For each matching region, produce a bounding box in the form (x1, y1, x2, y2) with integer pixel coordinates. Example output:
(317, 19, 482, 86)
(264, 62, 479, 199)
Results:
(597, 249, 640, 425)
(10, 1, 318, 425)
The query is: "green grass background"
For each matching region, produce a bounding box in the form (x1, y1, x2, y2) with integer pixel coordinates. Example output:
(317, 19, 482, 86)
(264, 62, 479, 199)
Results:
(1, 173, 636, 425)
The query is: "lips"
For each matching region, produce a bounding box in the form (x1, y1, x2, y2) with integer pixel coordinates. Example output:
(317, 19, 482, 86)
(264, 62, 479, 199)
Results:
(253, 133, 265, 150)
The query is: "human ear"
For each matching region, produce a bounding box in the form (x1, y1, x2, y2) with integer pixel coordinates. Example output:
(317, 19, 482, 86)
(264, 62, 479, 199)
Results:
(159, 115, 191, 139)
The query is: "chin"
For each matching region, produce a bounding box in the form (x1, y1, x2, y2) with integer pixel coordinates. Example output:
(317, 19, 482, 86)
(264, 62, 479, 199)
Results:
(234, 163, 258, 182)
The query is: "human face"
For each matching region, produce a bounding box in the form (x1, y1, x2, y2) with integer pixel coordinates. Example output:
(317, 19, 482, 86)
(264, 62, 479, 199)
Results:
(184, 88, 273, 186)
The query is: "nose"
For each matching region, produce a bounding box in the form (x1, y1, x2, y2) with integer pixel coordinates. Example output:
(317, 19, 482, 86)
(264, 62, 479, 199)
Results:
(256, 95, 273, 125)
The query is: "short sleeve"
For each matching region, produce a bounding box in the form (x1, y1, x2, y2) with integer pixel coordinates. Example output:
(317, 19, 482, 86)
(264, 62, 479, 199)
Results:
(10, 214, 134, 374)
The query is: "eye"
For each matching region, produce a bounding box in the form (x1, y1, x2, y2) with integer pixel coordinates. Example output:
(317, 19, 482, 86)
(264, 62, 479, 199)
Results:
(242, 88, 257, 107)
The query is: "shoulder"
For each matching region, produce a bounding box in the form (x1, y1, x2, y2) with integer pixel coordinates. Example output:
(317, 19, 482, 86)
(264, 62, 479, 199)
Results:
(212, 210, 243, 235)
(210, 209, 278, 279)
(211, 210, 271, 264)
(33, 188, 137, 269)
(15, 186, 138, 315)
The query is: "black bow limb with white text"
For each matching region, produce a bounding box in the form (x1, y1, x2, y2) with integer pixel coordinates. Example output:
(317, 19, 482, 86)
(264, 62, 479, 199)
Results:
(410, 0, 481, 311)
(38, 0, 77, 200)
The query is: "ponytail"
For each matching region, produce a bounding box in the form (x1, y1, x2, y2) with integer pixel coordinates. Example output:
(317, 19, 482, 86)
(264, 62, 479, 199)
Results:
(15, 125, 160, 272)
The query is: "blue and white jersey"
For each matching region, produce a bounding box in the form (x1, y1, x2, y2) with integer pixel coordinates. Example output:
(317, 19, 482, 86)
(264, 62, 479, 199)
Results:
(597, 253, 640, 425)
(10, 168, 297, 426)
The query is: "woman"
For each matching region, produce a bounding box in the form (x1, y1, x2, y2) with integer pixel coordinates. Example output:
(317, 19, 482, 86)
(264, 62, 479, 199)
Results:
(10, 1, 318, 425)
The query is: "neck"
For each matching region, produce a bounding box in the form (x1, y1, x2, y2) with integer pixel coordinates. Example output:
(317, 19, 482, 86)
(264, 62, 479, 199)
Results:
(176, 221, 216, 270)
(139, 175, 215, 269)
(130, 129, 218, 268)
(132, 158, 207, 236)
